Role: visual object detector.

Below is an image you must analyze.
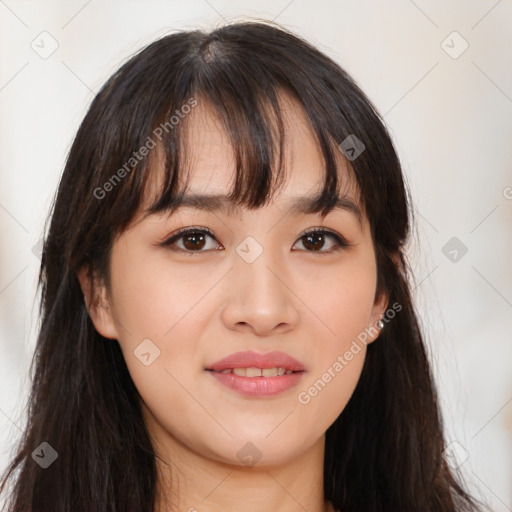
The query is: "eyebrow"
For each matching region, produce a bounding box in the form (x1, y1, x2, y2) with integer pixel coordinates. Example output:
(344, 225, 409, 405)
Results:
(160, 193, 363, 226)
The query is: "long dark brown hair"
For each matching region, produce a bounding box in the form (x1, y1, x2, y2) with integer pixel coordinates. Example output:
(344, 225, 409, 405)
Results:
(0, 20, 487, 511)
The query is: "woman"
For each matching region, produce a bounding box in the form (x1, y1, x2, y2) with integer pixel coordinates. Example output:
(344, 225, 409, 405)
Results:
(0, 20, 486, 511)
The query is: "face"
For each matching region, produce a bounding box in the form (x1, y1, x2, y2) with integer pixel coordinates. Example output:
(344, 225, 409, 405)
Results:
(79, 95, 388, 469)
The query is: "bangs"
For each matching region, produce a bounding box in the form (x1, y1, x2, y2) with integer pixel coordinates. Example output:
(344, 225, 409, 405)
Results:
(124, 31, 364, 226)
(141, 88, 359, 222)
(91, 21, 404, 251)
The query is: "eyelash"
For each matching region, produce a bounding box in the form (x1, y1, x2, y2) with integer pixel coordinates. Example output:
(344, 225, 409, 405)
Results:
(159, 226, 351, 256)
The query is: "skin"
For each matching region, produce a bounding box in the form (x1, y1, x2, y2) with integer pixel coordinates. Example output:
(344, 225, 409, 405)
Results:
(79, 94, 389, 512)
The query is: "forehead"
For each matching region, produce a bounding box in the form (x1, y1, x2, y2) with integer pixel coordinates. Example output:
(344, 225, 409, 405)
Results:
(158, 93, 357, 197)
(182, 94, 356, 197)
(139, 92, 362, 225)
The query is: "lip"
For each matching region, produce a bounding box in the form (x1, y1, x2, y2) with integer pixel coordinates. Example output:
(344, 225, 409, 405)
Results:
(205, 350, 306, 372)
(205, 350, 306, 398)
(208, 371, 305, 398)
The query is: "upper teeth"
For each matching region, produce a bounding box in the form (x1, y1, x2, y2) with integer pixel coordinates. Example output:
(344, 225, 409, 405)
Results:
(219, 367, 294, 377)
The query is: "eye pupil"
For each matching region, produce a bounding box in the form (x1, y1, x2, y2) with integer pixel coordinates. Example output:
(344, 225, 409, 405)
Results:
(164, 228, 343, 255)
(183, 232, 206, 250)
(303, 233, 325, 251)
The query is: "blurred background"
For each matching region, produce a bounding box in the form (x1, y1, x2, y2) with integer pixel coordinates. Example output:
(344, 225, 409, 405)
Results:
(0, 0, 511, 509)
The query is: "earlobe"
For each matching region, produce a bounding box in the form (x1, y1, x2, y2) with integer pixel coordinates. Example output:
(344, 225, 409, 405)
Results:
(367, 251, 401, 344)
(366, 291, 389, 345)
(77, 266, 119, 340)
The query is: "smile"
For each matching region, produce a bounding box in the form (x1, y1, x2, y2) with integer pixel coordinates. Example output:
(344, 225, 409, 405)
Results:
(206, 368, 305, 397)
(215, 367, 296, 377)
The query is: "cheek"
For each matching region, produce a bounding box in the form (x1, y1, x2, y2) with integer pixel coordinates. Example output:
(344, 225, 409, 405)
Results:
(301, 251, 377, 348)
(294, 279, 374, 435)
(296, 345, 366, 436)
(294, 251, 376, 418)
(107, 241, 215, 400)
(107, 247, 211, 445)
(108, 239, 216, 343)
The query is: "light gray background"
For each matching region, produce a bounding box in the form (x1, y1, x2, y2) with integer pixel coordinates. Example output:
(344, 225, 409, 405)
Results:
(1, 1, 511, 510)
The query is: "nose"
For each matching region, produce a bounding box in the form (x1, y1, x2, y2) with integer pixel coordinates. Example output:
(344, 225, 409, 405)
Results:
(220, 245, 299, 336)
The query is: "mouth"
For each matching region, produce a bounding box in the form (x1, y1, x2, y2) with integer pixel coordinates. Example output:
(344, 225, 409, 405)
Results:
(205, 350, 306, 373)
(205, 350, 306, 397)
(205, 366, 306, 398)
(206, 367, 303, 377)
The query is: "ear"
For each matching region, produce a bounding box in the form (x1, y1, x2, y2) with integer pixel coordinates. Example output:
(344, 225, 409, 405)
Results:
(366, 290, 389, 345)
(77, 266, 119, 340)
(366, 251, 400, 344)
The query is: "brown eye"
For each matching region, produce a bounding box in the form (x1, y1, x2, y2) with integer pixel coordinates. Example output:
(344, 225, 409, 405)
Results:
(302, 232, 328, 251)
(182, 232, 207, 251)
(160, 227, 349, 256)
(161, 227, 220, 255)
(293, 229, 349, 254)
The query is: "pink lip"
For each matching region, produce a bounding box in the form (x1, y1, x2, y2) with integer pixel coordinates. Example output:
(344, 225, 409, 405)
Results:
(205, 350, 306, 398)
(208, 371, 305, 398)
(206, 350, 306, 372)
